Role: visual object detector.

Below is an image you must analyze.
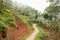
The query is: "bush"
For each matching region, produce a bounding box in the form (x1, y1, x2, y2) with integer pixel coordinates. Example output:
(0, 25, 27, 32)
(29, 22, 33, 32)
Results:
(35, 25, 46, 40)
(3, 17, 16, 27)
(0, 22, 7, 31)
(39, 20, 60, 33)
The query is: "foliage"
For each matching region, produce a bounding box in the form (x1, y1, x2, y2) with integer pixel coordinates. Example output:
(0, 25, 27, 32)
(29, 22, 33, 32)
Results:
(35, 25, 46, 40)
(18, 15, 33, 29)
(43, 14, 49, 19)
(0, 22, 7, 31)
(0, 0, 60, 40)
(39, 0, 60, 33)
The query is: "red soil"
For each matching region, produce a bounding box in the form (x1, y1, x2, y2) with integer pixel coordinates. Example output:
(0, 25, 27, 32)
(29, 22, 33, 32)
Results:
(8, 17, 30, 40)
(42, 27, 60, 40)
(0, 18, 2, 21)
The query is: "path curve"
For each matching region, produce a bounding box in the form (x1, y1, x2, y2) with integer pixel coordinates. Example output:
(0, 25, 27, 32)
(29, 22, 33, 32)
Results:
(26, 24, 39, 40)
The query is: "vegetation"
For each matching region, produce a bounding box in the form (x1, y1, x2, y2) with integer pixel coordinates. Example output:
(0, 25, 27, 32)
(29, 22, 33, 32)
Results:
(0, 0, 60, 40)
(0, 0, 16, 38)
(18, 15, 33, 29)
(35, 25, 46, 40)
(35, 0, 60, 40)
(40, 0, 60, 33)
(0, 0, 39, 39)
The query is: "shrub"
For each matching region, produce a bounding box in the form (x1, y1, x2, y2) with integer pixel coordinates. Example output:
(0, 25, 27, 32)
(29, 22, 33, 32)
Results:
(0, 22, 7, 31)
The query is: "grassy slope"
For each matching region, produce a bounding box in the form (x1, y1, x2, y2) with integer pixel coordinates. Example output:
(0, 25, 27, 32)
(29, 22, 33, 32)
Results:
(17, 15, 34, 40)
(18, 15, 33, 30)
(0, 9, 34, 40)
(35, 24, 60, 40)
(0, 9, 16, 30)
(34, 25, 47, 40)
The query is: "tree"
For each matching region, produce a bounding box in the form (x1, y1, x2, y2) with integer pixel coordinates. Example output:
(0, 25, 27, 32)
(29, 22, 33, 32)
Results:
(0, 0, 13, 38)
(42, 0, 60, 32)
(0, 0, 3, 13)
(45, 0, 60, 20)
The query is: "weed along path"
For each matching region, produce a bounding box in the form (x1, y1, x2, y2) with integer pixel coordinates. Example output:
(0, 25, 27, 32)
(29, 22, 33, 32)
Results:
(26, 24, 39, 40)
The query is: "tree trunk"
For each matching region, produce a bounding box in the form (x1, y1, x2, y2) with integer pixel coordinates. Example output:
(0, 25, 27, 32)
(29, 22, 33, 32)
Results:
(1, 30, 7, 38)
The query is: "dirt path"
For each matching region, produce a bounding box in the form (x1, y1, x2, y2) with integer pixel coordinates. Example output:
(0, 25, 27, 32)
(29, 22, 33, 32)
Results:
(26, 24, 39, 40)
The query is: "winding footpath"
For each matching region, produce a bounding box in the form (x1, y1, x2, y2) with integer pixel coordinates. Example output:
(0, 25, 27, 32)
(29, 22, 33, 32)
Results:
(26, 24, 39, 40)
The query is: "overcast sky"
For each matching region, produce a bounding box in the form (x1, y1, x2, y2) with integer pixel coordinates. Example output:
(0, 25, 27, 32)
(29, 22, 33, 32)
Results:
(12, 0, 50, 13)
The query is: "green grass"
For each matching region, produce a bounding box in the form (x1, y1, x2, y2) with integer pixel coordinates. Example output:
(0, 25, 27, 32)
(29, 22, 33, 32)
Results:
(0, 22, 7, 31)
(34, 25, 47, 40)
(0, 9, 16, 28)
(18, 15, 33, 30)
(21, 28, 34, 40)
(21, 34, 28, 40)
(17, 15, 34, 40)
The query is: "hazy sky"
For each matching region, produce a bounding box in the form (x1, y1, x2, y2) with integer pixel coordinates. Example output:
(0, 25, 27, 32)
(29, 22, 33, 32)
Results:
(12, 0, 50, 13)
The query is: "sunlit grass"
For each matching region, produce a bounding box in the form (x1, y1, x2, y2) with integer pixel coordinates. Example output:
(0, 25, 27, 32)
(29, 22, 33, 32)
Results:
(0, 9, 16, 27)
(35, 25, 46, 40)
(18, 15, 33, 30)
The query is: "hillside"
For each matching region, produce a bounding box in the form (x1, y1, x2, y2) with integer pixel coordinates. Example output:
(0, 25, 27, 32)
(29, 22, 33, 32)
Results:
(0, 0, 60, 40)
(0, 0, 34, 40)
